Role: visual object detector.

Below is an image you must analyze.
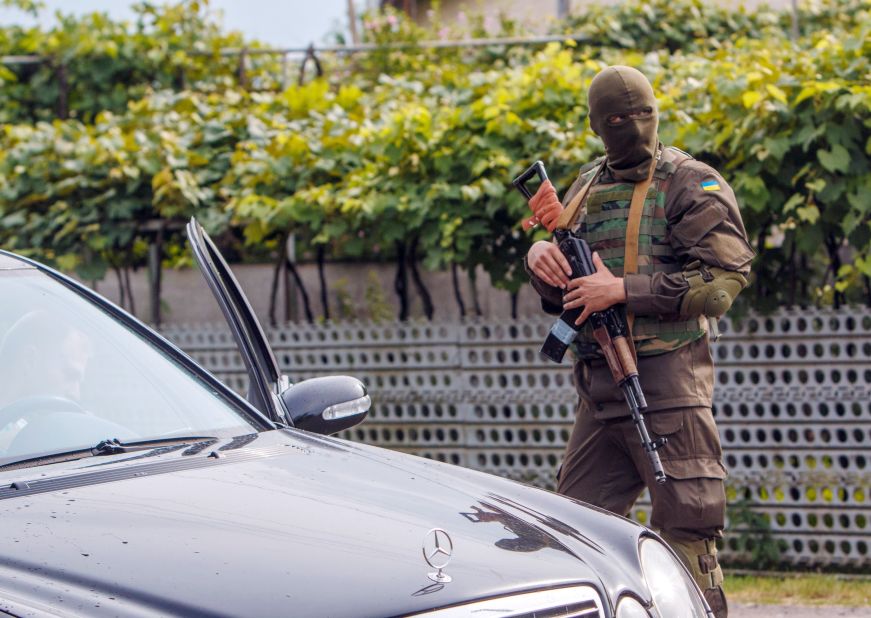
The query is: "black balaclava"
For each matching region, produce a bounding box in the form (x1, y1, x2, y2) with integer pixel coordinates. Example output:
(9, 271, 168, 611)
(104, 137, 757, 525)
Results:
(587, 65, 659, 182)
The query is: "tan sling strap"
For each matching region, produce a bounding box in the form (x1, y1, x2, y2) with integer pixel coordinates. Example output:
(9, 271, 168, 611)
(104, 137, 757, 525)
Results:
(554, 161, 606, 230)
(624, 155, 658, 276)
(624, 154, 659, 347)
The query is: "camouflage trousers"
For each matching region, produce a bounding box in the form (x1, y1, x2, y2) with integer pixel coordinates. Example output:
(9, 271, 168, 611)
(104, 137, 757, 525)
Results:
(557, 404, 727, 539)
(557, 404, 728, 604)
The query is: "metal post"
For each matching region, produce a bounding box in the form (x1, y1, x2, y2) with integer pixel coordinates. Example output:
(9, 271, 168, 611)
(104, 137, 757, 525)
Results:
(237, 47, 249, 89)
(56, 62, 69, 119)
(790, 0, 799, 40)
(285, 233, 298, 322)
(348, 0, 360, 45)
(148, 239, 163, 327)
(280, 52, 289, 90)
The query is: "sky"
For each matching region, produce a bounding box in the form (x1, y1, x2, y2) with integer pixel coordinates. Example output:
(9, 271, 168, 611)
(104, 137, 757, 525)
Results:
(0, 0, 358, 49)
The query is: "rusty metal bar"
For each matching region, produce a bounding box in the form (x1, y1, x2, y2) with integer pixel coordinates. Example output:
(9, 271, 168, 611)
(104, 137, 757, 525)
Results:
(2, 32, 596, 68)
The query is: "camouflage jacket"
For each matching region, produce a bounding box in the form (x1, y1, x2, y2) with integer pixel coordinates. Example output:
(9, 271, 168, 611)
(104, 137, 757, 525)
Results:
(525, 148, 754, 418)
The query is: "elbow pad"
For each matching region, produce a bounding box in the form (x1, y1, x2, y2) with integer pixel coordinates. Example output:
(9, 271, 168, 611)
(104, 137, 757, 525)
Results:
(680, 261, 748, 318)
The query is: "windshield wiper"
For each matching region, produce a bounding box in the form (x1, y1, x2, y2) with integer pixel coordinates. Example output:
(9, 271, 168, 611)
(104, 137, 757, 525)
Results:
(0, 436, 216, 472)
(90, 437, 218, 455)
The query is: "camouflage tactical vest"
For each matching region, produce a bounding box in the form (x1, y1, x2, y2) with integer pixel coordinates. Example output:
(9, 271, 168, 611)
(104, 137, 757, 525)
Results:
(571, 147, 707, 359)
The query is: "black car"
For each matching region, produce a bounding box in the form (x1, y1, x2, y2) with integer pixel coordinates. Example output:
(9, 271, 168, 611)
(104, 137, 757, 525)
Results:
(0, 220, 712, 617)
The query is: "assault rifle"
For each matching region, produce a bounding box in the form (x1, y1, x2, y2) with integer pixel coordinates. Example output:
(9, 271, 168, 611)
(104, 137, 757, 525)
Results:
(514, 162, 667, 484)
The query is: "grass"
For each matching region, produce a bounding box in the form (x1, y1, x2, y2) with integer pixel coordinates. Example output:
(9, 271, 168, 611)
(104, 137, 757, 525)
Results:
(726, 572, 871, 606)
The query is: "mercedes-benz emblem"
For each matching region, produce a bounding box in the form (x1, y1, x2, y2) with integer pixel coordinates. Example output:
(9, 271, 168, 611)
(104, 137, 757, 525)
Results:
(422, 528, 453, 583)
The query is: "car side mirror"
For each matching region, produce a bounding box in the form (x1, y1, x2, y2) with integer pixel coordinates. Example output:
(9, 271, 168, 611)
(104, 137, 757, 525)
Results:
(280, 376, 370, 435)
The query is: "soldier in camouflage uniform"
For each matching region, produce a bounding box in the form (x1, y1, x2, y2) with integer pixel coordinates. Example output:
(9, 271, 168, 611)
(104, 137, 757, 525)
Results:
(524, 66, 754, 618)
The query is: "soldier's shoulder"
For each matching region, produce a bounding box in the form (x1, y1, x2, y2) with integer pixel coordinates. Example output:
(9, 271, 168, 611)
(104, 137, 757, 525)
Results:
(578, 155, 606, 177)
(663, 145, 694, 162)
(671, 157, 726, 183)
(667, 157, 737, 207)
(655, 146, 694, 178)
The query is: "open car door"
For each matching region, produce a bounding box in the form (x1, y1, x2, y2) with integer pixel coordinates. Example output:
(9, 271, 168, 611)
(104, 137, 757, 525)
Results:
(186, 218, 370, 434)
(186, 218, 286, 424)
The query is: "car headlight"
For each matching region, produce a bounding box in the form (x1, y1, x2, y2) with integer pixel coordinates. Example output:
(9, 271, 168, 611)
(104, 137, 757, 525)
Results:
(640, 538, 709, 618)
(616, 595, 650, 618)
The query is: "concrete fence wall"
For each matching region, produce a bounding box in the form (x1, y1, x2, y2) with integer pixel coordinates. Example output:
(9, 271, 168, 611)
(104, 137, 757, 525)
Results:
(91, 261, 544, 325)
(163, 307, 871, 568)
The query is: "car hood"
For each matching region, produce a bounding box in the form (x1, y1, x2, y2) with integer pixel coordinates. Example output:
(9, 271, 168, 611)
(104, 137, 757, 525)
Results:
(0, 430, 647, 617)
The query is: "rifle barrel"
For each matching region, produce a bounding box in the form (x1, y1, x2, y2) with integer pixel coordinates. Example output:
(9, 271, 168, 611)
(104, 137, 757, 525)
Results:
(622, 380, 667, 484)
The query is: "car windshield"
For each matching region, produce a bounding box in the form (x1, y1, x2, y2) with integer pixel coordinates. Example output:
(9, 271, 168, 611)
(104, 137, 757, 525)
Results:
(0, 269, 259, 465)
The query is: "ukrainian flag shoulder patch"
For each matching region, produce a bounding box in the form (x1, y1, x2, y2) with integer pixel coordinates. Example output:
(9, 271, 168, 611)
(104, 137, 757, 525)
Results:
(701, 179, 721, 192)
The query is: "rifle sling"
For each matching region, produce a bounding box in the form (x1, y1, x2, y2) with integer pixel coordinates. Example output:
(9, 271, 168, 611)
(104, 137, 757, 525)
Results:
(623, 156, 658, 361)
(554, 161, 605, 230)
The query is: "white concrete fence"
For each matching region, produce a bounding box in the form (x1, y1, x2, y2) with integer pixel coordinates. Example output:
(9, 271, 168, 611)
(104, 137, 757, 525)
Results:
(163, 307, 871, 568)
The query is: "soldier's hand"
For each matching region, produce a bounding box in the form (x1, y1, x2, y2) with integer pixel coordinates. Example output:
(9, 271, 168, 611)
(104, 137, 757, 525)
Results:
(527, 241, 572, 289)
(528, 180, 563, 232)
(563, 252, 626, 325)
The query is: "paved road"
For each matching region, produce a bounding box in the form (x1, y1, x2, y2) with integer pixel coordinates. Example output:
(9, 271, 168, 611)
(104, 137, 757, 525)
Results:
(734, 604, 871, 617)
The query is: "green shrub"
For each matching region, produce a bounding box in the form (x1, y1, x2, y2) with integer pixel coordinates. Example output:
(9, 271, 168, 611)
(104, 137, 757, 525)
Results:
(1, 0, 869, 312)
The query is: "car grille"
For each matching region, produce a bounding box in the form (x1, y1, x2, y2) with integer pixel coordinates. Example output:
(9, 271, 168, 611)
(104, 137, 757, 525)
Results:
(411, 585, 603, 617)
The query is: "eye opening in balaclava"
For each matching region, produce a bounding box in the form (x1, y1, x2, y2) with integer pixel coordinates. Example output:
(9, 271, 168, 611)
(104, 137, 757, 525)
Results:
(587, 66, 659, 182)
(605, 106, 655, 127)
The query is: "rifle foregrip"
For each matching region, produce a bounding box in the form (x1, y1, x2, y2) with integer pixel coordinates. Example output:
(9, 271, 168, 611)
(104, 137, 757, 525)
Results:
(612, 336, 637, 377)
(592, 327, 624, 385)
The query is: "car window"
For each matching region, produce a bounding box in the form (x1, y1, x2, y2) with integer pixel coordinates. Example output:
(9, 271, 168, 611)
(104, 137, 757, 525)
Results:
(0, 271, 259, 461)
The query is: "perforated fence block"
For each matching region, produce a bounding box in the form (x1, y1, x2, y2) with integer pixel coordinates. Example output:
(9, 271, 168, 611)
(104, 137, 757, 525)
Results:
(163, 308, 871, 568)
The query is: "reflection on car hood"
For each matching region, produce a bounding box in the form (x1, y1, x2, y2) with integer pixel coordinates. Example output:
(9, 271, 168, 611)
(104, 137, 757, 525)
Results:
(0, 430, 646, 617)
